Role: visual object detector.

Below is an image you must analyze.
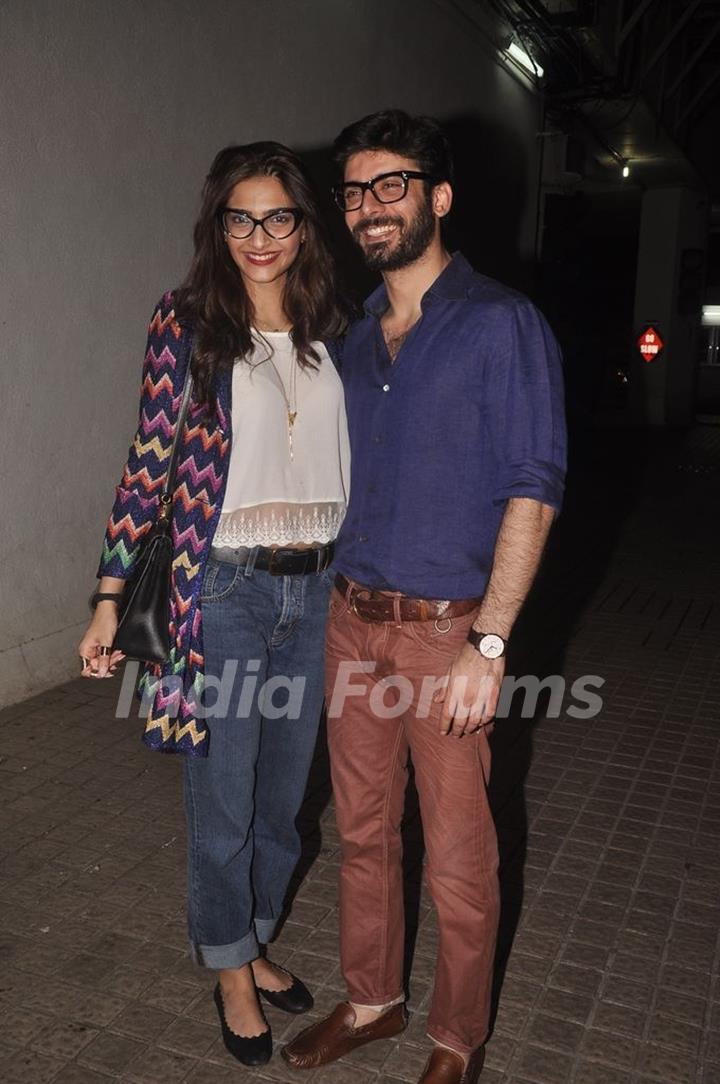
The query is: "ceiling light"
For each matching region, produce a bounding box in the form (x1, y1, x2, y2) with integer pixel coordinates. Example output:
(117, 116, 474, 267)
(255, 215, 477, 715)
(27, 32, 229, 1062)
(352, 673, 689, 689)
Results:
(506, 41, 544, 79)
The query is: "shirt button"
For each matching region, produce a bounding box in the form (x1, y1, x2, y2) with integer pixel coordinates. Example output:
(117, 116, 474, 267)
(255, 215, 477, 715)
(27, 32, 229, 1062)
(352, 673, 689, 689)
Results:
(367, 484, 376, 494)
(382, 384, 390, 392)
(358, 535, 368, 543)
(373, 435, 383, 444)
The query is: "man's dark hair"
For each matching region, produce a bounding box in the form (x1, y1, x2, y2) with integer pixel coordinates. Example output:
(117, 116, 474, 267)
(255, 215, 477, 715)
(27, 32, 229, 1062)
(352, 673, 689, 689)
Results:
(333, 109, 454, 184)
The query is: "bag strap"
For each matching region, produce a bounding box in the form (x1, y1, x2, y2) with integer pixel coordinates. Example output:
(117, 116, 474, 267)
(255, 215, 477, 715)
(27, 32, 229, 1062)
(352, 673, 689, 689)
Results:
(157, 350, 194, 519)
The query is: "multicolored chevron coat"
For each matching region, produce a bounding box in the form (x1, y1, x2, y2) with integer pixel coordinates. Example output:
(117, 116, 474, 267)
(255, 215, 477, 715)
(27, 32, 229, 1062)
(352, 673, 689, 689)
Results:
(98, 292, 235, 757)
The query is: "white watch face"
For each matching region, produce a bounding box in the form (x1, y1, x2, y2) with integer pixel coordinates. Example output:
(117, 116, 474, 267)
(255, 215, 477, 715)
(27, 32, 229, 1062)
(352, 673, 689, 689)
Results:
(479, 634, 504, 659)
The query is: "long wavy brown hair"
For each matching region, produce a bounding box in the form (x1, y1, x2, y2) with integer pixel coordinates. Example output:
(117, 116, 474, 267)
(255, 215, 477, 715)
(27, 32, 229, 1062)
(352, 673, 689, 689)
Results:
(174, 142, 347, 412)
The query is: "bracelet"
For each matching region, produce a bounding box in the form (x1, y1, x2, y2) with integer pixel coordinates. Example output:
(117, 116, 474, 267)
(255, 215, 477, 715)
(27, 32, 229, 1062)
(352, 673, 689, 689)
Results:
(90, 591, 123, 610)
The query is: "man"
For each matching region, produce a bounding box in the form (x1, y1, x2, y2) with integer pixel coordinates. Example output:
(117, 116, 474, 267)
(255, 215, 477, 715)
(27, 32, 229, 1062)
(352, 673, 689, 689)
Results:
(282, 110, 566, 1084)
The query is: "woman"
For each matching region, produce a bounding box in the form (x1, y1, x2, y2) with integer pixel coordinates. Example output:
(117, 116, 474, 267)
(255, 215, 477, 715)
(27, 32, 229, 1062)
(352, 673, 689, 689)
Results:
(78, 143, 350, 1066)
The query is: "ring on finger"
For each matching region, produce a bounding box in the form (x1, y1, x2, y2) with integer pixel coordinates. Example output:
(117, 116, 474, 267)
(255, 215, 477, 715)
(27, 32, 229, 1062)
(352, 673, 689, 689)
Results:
(97, 645, 112, 657)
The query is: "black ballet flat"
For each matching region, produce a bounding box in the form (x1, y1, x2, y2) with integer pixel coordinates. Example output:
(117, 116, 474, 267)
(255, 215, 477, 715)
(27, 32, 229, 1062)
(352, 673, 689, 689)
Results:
(256, 966, 314, 1014)
(213, 982, 272, 1066)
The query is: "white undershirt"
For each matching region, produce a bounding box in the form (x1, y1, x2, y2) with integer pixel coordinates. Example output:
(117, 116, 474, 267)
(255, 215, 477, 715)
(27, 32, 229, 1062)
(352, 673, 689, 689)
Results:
(213, 332, 350, 548)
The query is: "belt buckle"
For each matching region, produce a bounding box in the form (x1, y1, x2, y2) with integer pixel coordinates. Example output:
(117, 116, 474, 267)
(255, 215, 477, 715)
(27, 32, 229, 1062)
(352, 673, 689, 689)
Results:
(267, 549, 284, 575)
(349, 587, 374, 621)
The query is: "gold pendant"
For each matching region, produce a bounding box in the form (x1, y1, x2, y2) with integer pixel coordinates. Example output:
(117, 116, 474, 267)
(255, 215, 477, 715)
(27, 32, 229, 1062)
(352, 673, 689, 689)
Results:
(288, 411, 297, 461)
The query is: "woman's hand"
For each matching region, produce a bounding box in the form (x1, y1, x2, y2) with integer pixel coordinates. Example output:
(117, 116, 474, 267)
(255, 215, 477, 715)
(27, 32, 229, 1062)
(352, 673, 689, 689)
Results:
(78, 602, 125, 677)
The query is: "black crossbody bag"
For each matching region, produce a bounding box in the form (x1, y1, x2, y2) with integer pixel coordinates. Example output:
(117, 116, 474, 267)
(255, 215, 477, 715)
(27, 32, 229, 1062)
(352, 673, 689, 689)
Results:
(113, 361, 194, 664)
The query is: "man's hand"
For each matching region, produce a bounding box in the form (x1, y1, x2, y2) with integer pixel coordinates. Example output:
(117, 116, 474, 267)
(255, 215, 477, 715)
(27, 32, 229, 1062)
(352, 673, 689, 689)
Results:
(433, 643, 505, 736)
(429, 496, 555, 735)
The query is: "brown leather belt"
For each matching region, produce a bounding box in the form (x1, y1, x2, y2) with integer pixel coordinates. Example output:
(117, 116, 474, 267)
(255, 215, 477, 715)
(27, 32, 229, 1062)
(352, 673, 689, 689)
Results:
(335, 574, 482, 624)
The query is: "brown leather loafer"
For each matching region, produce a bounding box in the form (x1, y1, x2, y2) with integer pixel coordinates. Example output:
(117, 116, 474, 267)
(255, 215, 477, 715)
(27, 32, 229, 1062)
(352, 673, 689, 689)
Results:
(418, 1045, 485, 1083)
(281, 1000, 408, 1068)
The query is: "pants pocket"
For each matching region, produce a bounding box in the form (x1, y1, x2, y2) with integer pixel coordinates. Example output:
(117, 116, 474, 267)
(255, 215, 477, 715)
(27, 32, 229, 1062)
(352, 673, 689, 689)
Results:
(405, 612, 475, 657)
(199, 558, 244, 603)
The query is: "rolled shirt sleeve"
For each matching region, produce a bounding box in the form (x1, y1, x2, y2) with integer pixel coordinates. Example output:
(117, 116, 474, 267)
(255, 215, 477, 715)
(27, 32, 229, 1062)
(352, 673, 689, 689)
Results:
(489, 298, 567, 514)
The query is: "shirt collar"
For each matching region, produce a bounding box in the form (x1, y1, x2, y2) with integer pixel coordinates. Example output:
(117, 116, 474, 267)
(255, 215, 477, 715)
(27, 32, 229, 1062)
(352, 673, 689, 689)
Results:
(363, 251, 475, 317)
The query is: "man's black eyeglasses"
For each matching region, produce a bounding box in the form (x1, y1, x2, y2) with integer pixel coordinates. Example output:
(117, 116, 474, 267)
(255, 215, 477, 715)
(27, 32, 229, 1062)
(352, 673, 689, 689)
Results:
(219, 207, 304, 240)
(333, 170, 437, 212)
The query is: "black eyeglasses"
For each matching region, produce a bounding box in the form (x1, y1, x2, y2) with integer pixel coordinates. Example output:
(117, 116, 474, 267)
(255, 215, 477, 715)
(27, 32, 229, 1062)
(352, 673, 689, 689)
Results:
(219, 206, 304, 240)
(333, 170, 437, 212)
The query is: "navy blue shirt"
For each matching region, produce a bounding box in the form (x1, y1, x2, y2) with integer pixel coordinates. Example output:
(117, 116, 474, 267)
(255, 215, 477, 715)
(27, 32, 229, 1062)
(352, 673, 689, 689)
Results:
(334, 253, 567, 600)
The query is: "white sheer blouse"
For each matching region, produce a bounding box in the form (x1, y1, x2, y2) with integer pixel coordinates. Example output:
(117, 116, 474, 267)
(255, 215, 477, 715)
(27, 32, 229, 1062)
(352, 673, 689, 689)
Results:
(212, 332, 350, 548)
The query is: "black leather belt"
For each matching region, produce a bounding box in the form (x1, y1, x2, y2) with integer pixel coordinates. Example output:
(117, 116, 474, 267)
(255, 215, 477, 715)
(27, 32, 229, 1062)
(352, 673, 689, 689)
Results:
(210, 542, 334, 576)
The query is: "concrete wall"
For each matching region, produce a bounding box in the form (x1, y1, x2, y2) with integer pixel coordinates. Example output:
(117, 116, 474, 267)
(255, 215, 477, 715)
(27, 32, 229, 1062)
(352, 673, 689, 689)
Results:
(0, 0, 542, 707)
(631, 187, 708, 425)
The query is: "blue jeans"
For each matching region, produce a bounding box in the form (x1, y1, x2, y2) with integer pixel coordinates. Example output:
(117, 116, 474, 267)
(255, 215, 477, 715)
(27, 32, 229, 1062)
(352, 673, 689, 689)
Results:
(183, 552, 333, 969)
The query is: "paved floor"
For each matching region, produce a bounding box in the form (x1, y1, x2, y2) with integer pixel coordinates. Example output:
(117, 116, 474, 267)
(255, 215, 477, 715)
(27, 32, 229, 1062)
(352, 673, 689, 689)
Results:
(1, 425, 719, 1084)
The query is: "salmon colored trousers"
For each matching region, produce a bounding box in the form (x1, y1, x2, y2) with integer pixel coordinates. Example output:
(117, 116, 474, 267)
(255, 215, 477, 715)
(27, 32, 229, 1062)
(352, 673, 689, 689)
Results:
(325, 584, 500, 1054)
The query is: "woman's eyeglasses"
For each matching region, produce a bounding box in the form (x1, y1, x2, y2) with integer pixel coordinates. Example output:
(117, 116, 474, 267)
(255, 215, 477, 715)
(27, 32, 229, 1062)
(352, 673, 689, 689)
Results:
(220, 207, 304, 240)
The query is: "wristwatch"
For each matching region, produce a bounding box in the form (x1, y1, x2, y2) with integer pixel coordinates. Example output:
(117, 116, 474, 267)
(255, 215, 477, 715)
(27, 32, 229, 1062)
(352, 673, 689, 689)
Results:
(467, 629, 506, 659)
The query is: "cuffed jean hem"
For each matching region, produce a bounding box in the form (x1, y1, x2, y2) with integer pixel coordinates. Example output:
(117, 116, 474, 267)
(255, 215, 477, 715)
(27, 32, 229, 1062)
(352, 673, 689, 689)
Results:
(190, 929, 259, 970)
(254, 917, 278, 945)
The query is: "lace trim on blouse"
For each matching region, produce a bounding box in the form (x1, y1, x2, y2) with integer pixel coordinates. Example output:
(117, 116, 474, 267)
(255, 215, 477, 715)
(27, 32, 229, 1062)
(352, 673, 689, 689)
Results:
(212, 501, 345, 548)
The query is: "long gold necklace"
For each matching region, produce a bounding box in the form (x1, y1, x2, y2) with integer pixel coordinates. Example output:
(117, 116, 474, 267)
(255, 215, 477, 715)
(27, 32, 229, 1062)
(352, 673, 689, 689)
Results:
(266, 349, 298, 461)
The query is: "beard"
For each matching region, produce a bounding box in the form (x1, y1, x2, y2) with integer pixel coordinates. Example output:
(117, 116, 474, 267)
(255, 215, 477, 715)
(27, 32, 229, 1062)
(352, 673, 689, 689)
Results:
(352, 197, 436, 271)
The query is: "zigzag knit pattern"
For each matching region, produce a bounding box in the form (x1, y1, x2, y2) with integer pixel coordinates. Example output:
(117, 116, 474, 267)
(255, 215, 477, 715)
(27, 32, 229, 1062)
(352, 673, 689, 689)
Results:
(98, 293, 232, 756)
